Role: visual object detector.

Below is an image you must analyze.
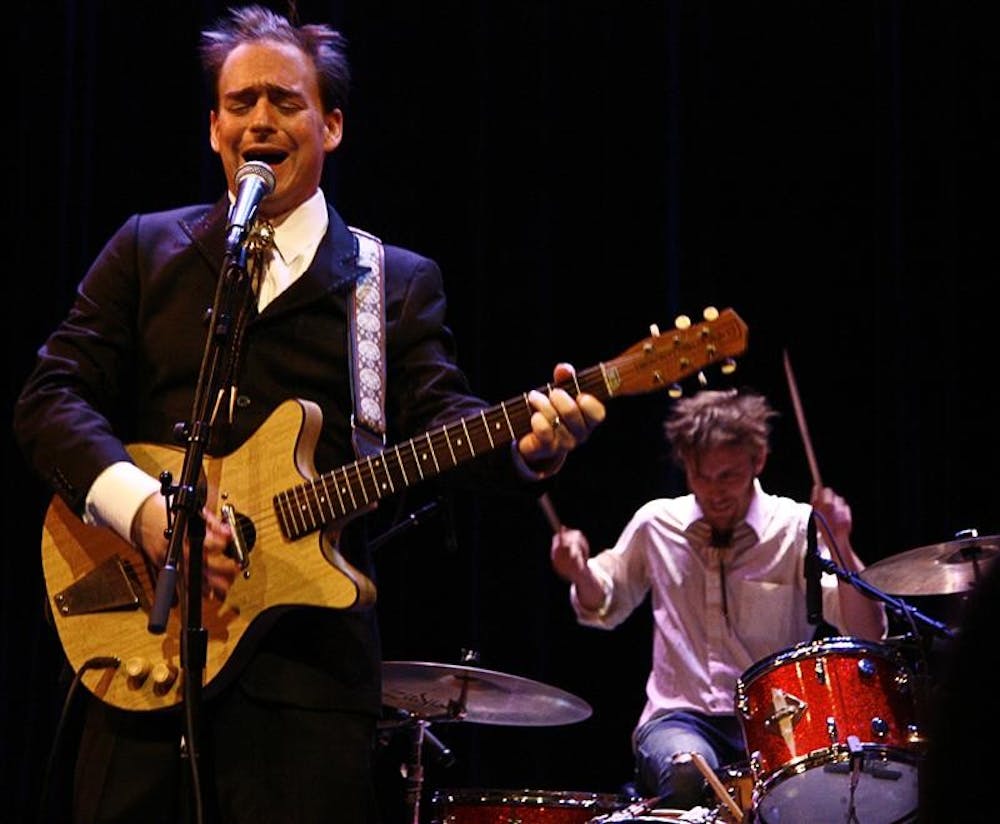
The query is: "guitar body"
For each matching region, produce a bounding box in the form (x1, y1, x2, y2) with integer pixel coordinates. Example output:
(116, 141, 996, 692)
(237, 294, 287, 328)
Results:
(41, 398, 374, 712)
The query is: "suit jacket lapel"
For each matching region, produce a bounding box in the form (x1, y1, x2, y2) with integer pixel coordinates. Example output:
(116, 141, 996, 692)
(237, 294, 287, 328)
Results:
(175, 197, 367, 317)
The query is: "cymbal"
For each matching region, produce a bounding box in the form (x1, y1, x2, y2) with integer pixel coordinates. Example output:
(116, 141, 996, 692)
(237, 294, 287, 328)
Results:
(382, 660, 592, 726)
(860, 534, 1000, 596)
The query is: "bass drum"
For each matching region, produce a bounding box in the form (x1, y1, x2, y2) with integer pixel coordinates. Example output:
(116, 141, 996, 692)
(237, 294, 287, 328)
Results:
(736, 637, 922, 824)
(431, 788, 632, 824)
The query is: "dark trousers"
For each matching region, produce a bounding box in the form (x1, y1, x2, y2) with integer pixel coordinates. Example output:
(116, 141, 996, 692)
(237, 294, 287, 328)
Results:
(73, 686, 379, 824)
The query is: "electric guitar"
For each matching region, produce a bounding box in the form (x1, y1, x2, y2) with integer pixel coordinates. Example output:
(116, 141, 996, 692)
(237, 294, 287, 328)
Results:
(41, 307, 748, 711)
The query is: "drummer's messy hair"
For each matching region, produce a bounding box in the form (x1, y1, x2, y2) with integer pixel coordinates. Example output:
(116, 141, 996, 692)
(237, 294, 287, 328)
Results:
(664, 388, 777, 465)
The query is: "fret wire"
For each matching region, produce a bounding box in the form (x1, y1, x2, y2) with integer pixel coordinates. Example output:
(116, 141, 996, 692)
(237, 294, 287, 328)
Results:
(351, 462, 371, 505)
(480, 410, 495, 449)
(319, 473, 345, 518)
(441, 425, 458, 465)
(339, 466, 359, 511)
(459, 419, 474, 458)
(499, 400, 516, 439)
(393, 444, 410, 485)
(410, 440, 424, 480)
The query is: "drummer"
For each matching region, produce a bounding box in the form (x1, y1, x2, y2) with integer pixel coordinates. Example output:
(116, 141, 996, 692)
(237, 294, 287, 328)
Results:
(549, 388, 887, 809)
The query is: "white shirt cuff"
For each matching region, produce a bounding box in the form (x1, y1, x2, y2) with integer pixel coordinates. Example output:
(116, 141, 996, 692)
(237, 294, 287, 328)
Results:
(83, 461, 162, 543)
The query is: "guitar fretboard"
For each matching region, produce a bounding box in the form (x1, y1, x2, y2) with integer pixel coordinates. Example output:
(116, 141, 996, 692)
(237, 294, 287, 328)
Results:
(274, 367, 613, 540)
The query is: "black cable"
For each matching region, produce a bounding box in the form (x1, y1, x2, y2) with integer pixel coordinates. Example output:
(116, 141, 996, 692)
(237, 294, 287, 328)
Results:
(37, 656, 119, 824)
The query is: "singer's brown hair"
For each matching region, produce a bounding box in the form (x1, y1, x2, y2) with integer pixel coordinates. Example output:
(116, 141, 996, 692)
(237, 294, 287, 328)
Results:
(199, 5, 351, 113)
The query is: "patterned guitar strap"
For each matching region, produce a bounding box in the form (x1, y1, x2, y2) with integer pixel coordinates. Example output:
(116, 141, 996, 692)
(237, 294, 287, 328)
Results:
(348, 227, 387, 459)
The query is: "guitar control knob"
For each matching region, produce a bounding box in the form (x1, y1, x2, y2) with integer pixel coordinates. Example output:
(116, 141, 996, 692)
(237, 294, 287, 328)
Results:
(151, 662, 179, 694)
(125, 657, 150, 683)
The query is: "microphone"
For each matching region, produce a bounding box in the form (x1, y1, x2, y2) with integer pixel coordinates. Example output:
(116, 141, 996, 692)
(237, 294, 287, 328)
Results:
(805, 509, 823, 625)
(225, 161, 276, 252)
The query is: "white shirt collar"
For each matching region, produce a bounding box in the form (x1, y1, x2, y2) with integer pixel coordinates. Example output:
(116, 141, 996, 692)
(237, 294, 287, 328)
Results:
(269, 189, 329, 266)
(682, 477, 765, 541)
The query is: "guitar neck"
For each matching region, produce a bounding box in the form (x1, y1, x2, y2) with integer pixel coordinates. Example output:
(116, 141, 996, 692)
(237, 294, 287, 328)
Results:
(274, 307, 748, 541)
(274, 367, 610, 541)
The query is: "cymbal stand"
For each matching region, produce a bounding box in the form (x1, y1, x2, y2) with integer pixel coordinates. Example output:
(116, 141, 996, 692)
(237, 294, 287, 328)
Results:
(403, 719, 429, 824)
(381, 710, 458, 824)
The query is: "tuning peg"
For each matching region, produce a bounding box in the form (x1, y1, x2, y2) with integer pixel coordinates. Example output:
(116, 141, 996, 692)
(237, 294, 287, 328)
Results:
(669, 384, 683, 399)
(721, 357, 737, 375)
(674, 315, 691, 330)
(697, 371, 708, 387)
(649, 323, 661, 337)
(702, 306, 719, 321)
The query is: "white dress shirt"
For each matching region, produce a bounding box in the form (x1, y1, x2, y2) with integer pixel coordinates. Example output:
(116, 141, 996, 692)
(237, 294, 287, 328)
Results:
(571, 480, 847, 734)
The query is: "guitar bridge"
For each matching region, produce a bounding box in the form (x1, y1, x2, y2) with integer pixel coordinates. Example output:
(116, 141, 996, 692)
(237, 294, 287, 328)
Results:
(53, 555, 144, 616)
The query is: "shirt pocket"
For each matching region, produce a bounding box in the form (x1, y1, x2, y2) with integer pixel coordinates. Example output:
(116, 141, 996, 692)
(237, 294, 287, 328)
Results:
(732, 579, 797, 656)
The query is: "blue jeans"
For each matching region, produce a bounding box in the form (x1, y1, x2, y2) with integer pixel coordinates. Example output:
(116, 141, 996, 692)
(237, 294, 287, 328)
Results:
(633, 711, 746, 809)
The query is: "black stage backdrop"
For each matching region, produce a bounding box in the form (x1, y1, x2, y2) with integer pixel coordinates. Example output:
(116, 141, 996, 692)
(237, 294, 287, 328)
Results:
(5, 2, 999, 821)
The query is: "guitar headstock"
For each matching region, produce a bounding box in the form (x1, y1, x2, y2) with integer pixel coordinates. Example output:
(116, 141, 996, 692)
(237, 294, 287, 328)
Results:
(604, 307, 749, 398)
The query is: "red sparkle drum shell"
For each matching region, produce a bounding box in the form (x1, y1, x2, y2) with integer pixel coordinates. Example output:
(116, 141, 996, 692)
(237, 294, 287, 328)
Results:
(431, 788, 633, 824)
(735, 637, 922, 823)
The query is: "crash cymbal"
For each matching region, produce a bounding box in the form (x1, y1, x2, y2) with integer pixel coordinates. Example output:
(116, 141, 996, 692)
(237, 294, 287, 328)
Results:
(861, 534, 1000, 596)
(382, 660, 592, 726)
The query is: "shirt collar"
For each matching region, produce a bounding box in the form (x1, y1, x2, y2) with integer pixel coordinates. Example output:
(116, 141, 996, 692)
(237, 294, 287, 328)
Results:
(224, 187, 329, 264)
(269, 189, 329, 265)
(682, 477, 765, 542)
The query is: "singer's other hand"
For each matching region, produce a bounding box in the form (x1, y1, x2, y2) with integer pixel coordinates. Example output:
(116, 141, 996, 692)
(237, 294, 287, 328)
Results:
(131, 495, 239, 601)
(519, 362, 606, 474)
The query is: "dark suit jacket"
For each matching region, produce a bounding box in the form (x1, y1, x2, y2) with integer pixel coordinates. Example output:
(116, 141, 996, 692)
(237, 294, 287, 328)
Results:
(14, 194, 529, 715)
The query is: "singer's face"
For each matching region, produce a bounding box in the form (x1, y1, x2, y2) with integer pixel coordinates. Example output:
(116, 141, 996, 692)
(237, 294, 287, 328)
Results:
(684, 444, 763, 532)
(210, 40, 342, 219)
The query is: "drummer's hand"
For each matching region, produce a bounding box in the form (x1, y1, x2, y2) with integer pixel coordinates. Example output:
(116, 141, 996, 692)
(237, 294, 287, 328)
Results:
(550, 527, 591, 582)
(811, 484, 852, 546)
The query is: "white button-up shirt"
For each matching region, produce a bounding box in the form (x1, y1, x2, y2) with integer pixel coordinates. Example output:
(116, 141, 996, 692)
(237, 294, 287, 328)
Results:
(571, 480, 845, 733)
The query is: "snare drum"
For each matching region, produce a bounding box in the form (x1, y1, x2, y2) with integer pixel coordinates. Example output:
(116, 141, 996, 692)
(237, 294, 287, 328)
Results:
(735, 637, 922, 823)
(431, 788, 631, 823)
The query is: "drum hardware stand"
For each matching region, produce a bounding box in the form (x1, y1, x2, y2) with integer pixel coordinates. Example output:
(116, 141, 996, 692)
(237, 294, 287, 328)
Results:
(379, 708, 458, 824)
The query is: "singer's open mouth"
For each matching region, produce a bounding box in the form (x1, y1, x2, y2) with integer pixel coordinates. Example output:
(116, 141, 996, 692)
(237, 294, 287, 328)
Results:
(243, 150, 288, 166)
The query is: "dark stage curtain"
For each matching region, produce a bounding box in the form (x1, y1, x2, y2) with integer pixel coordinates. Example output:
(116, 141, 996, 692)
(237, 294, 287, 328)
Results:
(6, 2, 998, 822)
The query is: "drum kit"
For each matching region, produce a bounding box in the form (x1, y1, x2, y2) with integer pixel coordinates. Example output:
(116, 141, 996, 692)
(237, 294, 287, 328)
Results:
(382, 532, 998, 824)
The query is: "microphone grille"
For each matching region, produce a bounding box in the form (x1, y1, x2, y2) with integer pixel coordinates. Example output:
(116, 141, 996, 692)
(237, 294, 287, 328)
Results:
(235, 160, 276, 194)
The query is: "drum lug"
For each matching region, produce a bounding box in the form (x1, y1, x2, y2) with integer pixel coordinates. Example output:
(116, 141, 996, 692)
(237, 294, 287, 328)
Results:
(826, 715, 839, 744)
(894, 667, 912, 694)
(871, 716, 890, 738)
(857, 656, 877, 679)
(814, 656, 827, 685)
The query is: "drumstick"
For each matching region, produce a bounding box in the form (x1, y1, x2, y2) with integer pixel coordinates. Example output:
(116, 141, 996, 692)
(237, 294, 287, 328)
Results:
(688, 752, 744, 822)
(538, 492, 562, 533)
(782, 349, 823, 488)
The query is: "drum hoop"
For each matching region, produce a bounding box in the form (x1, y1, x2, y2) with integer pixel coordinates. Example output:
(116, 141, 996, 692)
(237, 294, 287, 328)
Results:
(737, 636, 905, 688)
(757, 744, 922, 794)
(431, 788, 632, 807)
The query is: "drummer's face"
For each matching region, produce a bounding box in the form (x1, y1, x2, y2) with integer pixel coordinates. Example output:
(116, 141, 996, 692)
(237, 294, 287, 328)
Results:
(685, 444, 763, 532)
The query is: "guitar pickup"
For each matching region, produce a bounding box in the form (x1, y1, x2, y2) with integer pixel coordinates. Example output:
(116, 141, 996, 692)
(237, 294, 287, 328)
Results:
(53, 555, 144, 616)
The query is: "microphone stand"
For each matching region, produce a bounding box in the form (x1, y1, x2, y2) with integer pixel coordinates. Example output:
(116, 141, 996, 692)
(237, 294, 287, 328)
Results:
(817, 555, 955, 642)
(146, 227, 260, 823)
